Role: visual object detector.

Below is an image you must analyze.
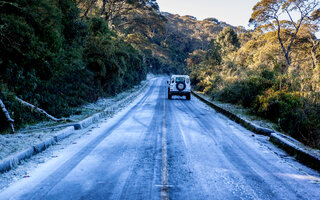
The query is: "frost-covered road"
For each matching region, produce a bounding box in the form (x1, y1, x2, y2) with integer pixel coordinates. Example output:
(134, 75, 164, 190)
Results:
(0, 77, 319, 200)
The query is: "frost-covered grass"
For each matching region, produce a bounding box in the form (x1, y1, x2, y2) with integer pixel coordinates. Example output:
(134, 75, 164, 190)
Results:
(0, 131, 53, 160)
(196, 92, 278, 130)
(195, 92, 320, 156)
(68, 77, 151, 122)
(19, 78, 152, 131)
(0, 75, 154, 162)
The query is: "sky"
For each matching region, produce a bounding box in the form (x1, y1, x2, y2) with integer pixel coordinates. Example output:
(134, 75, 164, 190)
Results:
(157, 0, 259, 29)
(157, 0, 320, 38)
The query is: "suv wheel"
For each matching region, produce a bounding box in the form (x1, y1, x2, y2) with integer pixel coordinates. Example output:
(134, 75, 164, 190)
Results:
(186, 93, 191, 100)
(176, 82, 186, 91)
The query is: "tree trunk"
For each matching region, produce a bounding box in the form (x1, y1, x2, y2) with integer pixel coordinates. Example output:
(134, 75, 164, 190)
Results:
(100, 0, 107, 16)
(285, 17, 303, 66)
(311, 40, 319, 69)
(311, 49, 316, 69)
(275, 16, 304, 68)
(15, 97, 66, 122)
(0, 98, 15, 133)
(108, 19, 113, 29)
(276, 18, 290, 67)
(82, 0, 97, 18)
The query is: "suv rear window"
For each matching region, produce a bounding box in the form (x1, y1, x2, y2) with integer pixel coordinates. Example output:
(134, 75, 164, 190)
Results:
(176, 77, 185, 82)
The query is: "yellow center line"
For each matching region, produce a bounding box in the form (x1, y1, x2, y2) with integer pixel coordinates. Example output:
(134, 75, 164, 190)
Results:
(161, 84, 169, 200)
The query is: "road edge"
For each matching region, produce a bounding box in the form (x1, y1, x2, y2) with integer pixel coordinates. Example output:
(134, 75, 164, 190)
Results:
(0, 79, 151, 174)
(192, 91, 320, 172)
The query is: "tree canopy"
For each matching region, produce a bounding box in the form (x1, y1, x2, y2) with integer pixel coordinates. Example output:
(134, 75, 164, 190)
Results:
(250, 0, 320, 67)
(0, 0, 147, 132)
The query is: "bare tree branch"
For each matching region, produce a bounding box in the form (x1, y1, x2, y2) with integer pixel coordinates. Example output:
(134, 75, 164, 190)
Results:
(286, 9, 294, 23)
(251, 0, 320, 67)
(0, 98, 14, 133)
(15, 97, 68, 122)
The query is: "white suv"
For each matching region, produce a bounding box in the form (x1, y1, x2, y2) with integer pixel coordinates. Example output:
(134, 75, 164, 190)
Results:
(167, 75, 191, 100)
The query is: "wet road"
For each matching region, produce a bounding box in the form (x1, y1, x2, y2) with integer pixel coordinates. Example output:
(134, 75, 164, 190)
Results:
(0, 77, 319, 200)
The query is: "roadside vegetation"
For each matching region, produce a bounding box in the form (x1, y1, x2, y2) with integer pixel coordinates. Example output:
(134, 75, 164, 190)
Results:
(0, 0, 233, 133)
(0, 0, 153, 132)
(1, 0, 319, 149)
(187, 0, 320, 148)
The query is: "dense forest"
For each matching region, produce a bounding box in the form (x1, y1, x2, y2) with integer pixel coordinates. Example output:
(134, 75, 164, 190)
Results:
(0, 0, 153, 132)
(0, 0, 233, 132)
(0, 0, 320, 148)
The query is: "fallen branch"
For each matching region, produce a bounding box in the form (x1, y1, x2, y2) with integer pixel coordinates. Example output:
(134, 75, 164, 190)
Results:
(15, 97, 68, 122)
(0, 98, 15, 133)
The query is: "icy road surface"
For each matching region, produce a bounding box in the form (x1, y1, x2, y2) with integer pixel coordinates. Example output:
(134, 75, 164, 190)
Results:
(0, 77, 319, 200)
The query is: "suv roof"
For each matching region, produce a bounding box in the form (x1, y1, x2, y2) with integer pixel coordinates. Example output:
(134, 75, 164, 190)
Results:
(170, 75, 189, 78)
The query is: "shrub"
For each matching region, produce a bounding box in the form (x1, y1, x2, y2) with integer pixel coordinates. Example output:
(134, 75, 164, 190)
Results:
(0, 2, 147, 132)
(255, 89, 320, 148)
(0, 87, 46, 132)
(84, 18, 146, 96)
(214, 71, 274, 108)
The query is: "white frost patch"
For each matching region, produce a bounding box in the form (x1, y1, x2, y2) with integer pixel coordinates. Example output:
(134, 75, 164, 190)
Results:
(0, 75, 156, 192)
(195, 92, 320, 157)
(0, 131, 59, 161)
(0, 77, 160, 199)
(196, 93, 277, 130)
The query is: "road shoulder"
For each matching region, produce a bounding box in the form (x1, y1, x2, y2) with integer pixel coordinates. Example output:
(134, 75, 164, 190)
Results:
(192, 91, 320, 171)
(0, 76, 155, 174)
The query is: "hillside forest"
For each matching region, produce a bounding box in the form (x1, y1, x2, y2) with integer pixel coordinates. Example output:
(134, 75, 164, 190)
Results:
(0, 0, 320, 148)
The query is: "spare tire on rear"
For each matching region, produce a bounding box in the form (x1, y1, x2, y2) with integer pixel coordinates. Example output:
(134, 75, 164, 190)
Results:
(176, 82, 186, 91)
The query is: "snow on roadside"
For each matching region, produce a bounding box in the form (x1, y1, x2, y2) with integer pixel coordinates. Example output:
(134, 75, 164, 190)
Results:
(0, 123, 102, 191)
(69, 75, 153, 121)
(0, 74, 154, 163)
(196, 92, 278, 130)
(0, 74, 158, 191)
(195, 92, 320, 157)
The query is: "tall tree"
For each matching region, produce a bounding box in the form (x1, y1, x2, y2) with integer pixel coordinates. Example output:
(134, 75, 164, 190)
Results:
(205, 39, 221, 66)
(307, 8, 320, 68)
(77, 0, 159, 28)
(117, 4, 165, 39)
(216, 26, 240, 56)
(250, 0, 320, 68)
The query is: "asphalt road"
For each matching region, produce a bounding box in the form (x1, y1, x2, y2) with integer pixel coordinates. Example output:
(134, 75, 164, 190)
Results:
(0, 77, 319, 200)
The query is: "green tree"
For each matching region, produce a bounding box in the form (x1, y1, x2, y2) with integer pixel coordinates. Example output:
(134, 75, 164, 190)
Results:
(250, 0, 320, 68)
(216, 26, 240, 56)
(205, 39, 221, 66)
(77, 0, 159, 28)
(0, 0, 147, 132)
